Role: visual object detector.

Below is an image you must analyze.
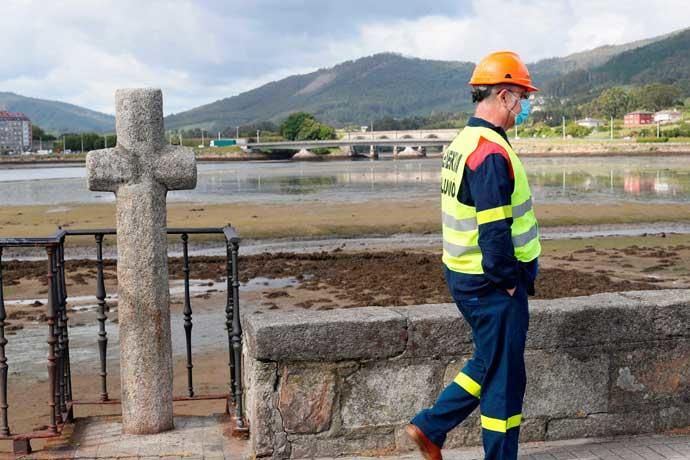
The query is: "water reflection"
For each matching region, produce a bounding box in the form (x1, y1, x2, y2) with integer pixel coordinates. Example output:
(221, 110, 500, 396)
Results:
(529, 168, 688, 201)
(0, 157, 689, 205)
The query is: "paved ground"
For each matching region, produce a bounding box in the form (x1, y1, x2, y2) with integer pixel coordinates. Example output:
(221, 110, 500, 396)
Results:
(13, 416, 690, 459)
(18, 415, 249, 459)
(331, 434, 690, 460)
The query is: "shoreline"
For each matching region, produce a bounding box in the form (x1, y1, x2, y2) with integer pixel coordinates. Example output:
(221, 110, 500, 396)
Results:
(3, 145, 690, 166)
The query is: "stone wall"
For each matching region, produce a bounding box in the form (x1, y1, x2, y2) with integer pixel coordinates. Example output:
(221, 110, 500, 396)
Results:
(243, 290, 690, 459)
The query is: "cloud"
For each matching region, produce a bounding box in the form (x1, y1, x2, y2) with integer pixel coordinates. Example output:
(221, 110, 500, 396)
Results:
(323, 0, 690, 63)
(0, 0, 688, 115)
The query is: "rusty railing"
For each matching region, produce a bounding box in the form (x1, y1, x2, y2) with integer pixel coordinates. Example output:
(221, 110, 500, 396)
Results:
(0, 225, 245, 454)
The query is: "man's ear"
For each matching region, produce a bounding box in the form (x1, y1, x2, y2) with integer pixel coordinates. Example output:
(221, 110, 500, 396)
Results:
(496, 88, 508, 106)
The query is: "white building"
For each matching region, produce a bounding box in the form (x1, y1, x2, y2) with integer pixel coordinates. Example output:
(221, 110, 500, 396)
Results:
(576, 117, 603, 128)
(654, 109, 682, 124)
(0, 111, 32, 153)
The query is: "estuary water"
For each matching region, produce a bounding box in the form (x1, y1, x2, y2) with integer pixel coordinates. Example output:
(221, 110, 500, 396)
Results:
(0, 156, 689, 206)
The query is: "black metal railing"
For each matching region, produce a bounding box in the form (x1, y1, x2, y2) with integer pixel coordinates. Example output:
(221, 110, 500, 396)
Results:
(0, 225, 245, 454)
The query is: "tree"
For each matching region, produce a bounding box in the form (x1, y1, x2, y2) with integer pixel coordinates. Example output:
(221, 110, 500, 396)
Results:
(279, 112, 336, 141)
(280, 112, 315, 140)
(31, 125, 56, 141)
(631, 84, 682, 112)
(590, 87, 635, 119)
(57, 133, 114, 152)
(565, 122, 593, 138)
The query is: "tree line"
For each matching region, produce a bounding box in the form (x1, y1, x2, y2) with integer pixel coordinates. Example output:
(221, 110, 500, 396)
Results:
(532, 83, 686, 126)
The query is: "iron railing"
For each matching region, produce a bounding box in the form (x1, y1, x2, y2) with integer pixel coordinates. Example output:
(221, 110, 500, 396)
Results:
(0, 226, 245, 454)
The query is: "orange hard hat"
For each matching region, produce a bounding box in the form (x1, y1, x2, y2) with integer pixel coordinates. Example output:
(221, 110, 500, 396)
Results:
(469, 51, 539, 92)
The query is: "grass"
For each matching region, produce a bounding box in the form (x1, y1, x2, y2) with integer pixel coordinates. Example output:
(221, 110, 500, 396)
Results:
(194, 145, 242, 154)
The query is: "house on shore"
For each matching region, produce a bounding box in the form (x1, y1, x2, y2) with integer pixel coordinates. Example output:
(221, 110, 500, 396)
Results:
(654, 109, 682, 124)
(576, 117, 603, 128)
(624, 111, 653, 127)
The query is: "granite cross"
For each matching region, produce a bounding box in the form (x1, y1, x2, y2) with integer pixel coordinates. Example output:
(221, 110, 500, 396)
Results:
(86, 88, 197, 434)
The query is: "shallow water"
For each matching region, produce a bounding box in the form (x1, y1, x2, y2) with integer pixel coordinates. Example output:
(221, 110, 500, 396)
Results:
(4, 275, 292, 379)
(1, 156, 690, 206)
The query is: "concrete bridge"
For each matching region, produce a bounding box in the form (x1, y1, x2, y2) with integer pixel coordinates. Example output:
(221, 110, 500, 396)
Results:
(342, 128, 458, 141)
(245, 129, 459, 159)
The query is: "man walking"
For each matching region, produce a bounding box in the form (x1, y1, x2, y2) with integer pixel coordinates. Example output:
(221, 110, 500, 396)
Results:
(406, 51, 541, 460)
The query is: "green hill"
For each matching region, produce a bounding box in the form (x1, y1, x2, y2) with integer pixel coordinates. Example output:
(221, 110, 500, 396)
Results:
(4, 27, 688, 134)
(529, 30, 678, 83)
(0, 92, 114, 134)
(166, 28, 690, 131)
(541, 28, 690, 97)
(165, 53, 476, 131)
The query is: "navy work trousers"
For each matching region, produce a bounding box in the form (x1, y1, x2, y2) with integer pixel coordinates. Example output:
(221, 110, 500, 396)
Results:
(411, 267, 530, 460)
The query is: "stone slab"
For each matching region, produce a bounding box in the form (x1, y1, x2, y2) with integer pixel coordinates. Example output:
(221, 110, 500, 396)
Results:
(609, 341, 690, 413)
(341, 361, 442, 429)
(243, 307, 407, 361)
(528, 293, 657, 349)
(278, 364, 337, 434)
(244, 359, 284, 458)
(545, 410, 690, 441)
(290, 432, 397, 459)
(393, 304, 473, 358)
(523, 349, 609, 418)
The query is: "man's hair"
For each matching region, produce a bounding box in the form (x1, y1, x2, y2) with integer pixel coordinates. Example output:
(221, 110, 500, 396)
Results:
(471, 85, 492, 103)
(471, 84, 520, 104)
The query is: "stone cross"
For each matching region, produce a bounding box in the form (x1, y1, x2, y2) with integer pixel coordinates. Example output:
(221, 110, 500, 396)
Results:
(86, 89, 197, 434)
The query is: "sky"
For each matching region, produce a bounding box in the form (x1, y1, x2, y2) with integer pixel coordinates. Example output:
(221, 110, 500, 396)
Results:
(2, 0, 689, 115)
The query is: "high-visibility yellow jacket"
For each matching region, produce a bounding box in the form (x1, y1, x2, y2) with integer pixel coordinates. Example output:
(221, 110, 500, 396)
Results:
(441, 125, 541, 274)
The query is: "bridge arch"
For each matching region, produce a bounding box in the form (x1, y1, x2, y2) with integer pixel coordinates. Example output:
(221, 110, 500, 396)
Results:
(425, 134, 439, 139)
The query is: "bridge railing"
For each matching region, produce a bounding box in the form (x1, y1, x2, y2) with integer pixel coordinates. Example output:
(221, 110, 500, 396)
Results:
(0, 226, 245, 454)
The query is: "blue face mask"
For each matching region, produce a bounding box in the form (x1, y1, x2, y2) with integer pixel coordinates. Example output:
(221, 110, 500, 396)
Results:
(514, 99, 531, 125)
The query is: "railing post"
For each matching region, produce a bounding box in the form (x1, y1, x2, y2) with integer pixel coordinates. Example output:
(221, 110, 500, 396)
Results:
(225, 240, 235, 409)
(58, 240, 73, 418)
(230, 240, 245, 428)
(181, 233, 194, 398)
(45, 246, 58, 434)
(54, 243, 67, 419)
(0, 248, 10, 436)
(95, 234, 109, 402)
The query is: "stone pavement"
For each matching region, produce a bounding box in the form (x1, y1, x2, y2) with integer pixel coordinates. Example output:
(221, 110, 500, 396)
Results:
(328, 433, 690, 460)
(20, 415, 249, 459)
(17, 418, 690, 459)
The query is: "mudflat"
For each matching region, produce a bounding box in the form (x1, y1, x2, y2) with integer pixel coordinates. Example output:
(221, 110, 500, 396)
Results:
(2, 200, 690, 239)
